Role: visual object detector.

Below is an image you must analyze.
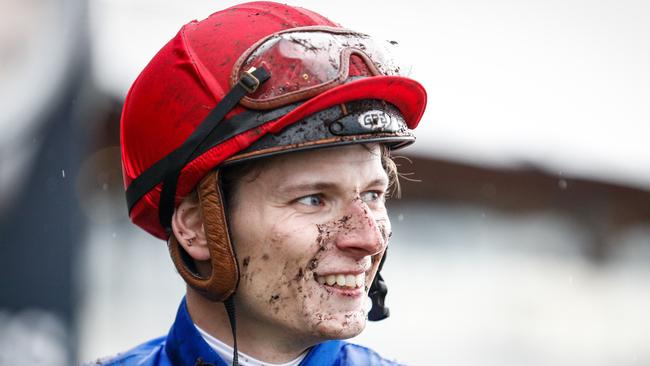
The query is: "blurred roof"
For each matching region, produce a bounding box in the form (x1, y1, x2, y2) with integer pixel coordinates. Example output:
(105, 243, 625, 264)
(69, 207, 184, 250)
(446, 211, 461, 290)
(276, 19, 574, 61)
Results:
(90, 0, 650, 190)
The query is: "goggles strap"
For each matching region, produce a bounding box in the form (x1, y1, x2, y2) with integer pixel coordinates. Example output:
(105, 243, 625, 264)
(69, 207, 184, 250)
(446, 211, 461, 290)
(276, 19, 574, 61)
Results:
(158, 67, 270, 233)
(125, 101, 298, 217)
(124, 67, 271, 232)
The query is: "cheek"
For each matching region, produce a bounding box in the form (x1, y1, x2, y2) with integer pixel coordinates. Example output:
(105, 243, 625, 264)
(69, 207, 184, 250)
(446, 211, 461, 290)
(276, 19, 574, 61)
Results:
(376, 211, 392, 243)
(236, 221, 321, 316)
(236, 228, 289, 287)
(367, 216, 391, 289)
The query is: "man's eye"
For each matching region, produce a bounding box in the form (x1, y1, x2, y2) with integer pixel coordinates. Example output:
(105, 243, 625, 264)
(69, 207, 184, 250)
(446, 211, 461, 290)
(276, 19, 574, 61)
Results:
(361, 191, 382, 203)
(296, 195, 323, 206)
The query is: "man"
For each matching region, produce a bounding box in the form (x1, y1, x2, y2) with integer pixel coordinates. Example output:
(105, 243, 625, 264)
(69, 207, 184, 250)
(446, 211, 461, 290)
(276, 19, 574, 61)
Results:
(102, 1, 427, 365)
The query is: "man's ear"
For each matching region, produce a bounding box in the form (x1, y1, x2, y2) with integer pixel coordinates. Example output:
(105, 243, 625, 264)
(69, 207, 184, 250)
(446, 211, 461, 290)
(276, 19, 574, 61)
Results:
(171, 193, 210, 261)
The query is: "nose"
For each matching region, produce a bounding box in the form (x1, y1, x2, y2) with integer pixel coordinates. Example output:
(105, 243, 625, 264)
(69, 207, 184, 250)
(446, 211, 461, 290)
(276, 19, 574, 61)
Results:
(334, 198, 388, 258)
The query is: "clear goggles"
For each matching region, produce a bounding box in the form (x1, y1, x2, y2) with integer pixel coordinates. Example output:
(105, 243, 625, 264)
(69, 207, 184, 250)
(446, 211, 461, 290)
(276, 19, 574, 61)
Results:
(231, 26, 405, 110)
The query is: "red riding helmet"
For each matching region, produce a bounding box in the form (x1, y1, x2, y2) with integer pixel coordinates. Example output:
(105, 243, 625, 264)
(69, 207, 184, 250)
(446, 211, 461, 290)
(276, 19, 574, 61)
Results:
(121, 1, 427, 313)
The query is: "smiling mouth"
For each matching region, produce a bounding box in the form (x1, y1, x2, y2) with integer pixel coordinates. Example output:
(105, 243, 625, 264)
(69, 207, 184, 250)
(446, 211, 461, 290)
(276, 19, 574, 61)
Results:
(315, 273, 365, 289)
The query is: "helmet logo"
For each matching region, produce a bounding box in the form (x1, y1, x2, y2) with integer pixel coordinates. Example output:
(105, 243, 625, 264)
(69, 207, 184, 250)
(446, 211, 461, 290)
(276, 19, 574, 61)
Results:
(358, 110, 392, 131)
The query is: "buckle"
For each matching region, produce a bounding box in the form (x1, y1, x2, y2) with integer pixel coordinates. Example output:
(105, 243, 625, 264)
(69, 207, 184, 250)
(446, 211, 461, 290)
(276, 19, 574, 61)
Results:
(238, 67, 260, 94)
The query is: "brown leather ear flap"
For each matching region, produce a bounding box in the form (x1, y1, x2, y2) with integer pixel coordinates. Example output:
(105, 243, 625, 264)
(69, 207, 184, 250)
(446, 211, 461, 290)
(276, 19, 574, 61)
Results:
(168, 170, 239, 302)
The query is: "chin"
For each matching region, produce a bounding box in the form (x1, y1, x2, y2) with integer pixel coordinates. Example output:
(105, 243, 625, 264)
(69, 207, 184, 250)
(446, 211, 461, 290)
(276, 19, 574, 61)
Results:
(309, 310, 367, 340)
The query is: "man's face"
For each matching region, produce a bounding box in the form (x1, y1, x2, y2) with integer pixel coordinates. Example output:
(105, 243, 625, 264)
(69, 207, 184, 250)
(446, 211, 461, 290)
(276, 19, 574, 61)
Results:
(228, 144, 391, 342)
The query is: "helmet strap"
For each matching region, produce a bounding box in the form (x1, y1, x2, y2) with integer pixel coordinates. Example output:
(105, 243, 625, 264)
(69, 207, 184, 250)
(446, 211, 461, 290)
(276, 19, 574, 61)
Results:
(224, 296, 239, 366)
(168, 170, 241, 365)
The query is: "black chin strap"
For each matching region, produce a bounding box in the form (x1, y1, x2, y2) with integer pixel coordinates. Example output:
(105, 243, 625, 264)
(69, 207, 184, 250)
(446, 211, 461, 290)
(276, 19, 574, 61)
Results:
(224, 296, 239, 366)
(368, 251, 390, 321)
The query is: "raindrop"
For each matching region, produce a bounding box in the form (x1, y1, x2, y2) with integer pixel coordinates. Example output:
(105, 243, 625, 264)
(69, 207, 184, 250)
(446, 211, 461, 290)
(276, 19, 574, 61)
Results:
(61, 170, 65, 179)
(397, 214, 404, 222)
(111, 232, 117, 239)
(558, 179, 568, 190)
(102, 183, 108, 191)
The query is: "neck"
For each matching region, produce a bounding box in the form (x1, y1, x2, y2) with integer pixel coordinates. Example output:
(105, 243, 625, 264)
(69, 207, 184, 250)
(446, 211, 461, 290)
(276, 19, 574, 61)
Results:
(186, 288, 315, 364)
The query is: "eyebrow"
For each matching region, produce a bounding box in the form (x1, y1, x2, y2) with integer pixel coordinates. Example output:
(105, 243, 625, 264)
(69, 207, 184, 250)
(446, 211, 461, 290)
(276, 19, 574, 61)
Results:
(278, 182, 337, 194)
(278, 177, 389, 195)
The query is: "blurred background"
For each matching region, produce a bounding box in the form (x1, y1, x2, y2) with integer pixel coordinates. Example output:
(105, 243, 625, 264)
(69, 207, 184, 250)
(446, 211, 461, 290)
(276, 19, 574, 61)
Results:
(1, 0, 649, 365)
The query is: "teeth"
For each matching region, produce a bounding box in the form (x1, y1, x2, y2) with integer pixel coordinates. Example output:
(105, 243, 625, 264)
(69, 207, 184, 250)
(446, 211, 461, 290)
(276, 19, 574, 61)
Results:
(317, 273, 365, 289)
(336, 274, 346, 286)
(345, 274, 355, 286)
(326, 275, 336, 285)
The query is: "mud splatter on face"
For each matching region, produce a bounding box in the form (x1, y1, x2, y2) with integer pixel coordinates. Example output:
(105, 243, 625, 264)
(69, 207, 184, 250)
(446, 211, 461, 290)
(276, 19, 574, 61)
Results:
(261, 195, 391, 336)
(295, 267, 304, 281)
(226, 144, 391, 343)
(376, 220, 392, 247)
(239, 256, 253, 283)
(269, 294, 281, 315)
(296, 200, 388, 331)
(341, 313, 353, 328)
(308, 258, 318, 270)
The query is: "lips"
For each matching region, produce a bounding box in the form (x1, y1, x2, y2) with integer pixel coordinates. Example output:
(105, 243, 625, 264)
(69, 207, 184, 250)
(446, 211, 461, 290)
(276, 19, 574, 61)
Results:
(315, 273, 365, 289)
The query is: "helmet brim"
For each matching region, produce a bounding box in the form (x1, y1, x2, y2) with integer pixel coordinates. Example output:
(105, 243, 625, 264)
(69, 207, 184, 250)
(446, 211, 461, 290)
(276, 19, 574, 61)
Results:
(266, 75, 427, 133)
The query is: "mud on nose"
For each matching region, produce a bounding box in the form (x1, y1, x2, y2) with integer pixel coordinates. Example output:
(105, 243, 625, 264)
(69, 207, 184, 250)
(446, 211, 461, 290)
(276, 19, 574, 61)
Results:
(333, 198, 387, 257)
